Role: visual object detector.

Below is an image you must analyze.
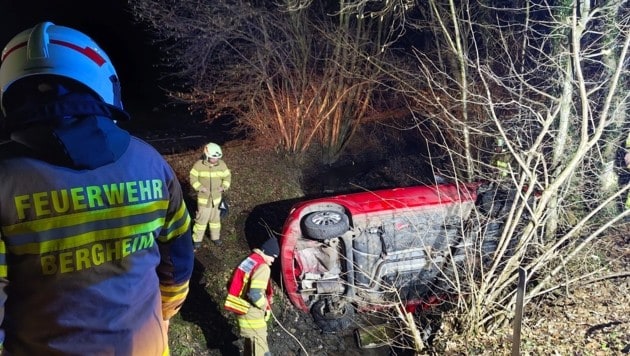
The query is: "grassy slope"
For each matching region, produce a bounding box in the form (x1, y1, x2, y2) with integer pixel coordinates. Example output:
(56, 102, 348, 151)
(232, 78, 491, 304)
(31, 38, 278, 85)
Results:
(162, 140, 629, 355)
(164, 141, 306, 356)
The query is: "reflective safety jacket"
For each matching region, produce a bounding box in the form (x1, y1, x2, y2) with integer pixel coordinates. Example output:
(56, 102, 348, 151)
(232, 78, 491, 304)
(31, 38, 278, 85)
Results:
(224, 251, 272, 316)
(189, 159, 231, 207)
(492, 152, 512, 177)
(0, 138, 194, 355)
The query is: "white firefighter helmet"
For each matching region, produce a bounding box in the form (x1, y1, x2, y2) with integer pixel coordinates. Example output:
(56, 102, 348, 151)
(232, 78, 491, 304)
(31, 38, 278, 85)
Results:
(0, 21, 123, 115)
(204, 142, 222, 159)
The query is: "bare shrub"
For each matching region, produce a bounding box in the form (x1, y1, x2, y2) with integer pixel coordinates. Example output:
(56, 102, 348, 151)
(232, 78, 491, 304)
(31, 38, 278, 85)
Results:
(128, 0, 414, 163)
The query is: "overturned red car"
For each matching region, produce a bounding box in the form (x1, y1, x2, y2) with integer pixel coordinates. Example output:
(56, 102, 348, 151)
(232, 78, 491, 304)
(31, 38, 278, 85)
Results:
(279, 182, 512, 332)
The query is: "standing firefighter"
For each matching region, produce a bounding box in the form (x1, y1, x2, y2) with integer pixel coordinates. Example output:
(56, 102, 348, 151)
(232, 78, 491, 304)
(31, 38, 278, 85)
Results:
(225, 238, 279, 356)
(0, 22, 194, 354)
(189, 142, 231, 249)
(491, 138, 512, 178)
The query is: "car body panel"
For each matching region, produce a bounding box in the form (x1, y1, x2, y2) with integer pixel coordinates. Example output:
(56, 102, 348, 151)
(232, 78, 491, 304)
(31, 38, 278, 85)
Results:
(280, 182, 481, 314)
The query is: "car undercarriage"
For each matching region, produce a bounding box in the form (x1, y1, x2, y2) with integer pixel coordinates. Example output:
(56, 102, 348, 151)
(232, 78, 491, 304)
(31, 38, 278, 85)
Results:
(282, 183, 520, 332)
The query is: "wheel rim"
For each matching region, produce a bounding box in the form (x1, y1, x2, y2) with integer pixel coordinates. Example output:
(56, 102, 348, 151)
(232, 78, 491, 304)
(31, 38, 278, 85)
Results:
(311, 211, 342, 226)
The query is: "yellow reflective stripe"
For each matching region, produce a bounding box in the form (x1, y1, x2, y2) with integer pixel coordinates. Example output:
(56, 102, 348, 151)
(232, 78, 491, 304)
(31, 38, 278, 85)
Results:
(226, 295, 250, 313)
(250, 280, 267, 289)
(190, 169, 199, 176)
(212, 170, 230, 178)
(161, 294, 186, 303)
(196, 170, 230, 178)
(208, 222, 220, 229)
(10, 218, 165, 255)
(1, 241, 7, 277)
(160, 281, 189, 293)
(160, 282, 190, 302)
(192, 182, 201, 189)
(225, 303, 248, 314)
(198, 197, 208, 205)
(161, 204, 191, 241)
(160, 290, 189, 302)
(238, 318, 267, 329)
(496, 161, 509, 168)
(226, 295, 250, 310)
(165, 203, 188, 229)
(4, 201, 168, 235)
(169, 219, 190, 239)
(162, 222, 191, 241)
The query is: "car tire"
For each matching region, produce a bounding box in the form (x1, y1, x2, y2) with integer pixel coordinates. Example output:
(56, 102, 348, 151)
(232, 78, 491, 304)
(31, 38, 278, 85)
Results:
(302, 210, 350, 241)
(311, 299, 355, 333)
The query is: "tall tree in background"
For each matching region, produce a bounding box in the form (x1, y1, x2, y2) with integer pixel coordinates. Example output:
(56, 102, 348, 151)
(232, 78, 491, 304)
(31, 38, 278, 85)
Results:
(282, 0, 630, 346)
(384, 0, 630, 341)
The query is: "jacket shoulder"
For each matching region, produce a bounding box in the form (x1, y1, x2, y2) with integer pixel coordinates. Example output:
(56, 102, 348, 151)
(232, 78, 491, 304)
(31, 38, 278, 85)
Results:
(217, 160, 230, 169)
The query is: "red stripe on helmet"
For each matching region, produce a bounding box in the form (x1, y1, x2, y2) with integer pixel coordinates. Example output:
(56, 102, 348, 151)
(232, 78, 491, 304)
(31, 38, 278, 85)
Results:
(1, 42, 27, 61)
(50, 39, 107, 66)
(1, 40, 107, 67)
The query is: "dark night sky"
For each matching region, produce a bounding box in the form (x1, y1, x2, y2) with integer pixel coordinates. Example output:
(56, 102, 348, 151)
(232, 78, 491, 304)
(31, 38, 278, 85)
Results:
(0, 0, 164, 107)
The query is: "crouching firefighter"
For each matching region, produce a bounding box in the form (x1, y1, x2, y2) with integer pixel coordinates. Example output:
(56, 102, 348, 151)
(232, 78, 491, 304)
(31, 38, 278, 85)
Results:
(224, 238, 279, 356)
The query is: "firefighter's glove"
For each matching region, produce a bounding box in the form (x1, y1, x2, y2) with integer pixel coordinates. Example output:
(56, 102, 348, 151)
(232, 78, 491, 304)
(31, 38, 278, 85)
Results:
(264, 310, 271, 322)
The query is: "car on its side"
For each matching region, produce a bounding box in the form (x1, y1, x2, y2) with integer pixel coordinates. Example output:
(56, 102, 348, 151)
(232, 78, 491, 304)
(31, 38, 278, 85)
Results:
(279, 182, 514, 332)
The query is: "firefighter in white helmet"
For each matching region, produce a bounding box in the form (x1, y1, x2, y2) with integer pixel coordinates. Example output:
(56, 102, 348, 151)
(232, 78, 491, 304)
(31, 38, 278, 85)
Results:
(0, 22, 193, 355)
(189, 142, 232, 249)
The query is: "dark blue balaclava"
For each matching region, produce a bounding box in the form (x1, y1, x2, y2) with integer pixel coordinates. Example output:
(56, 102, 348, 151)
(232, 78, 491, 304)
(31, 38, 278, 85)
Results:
(2, 79, 130, 170)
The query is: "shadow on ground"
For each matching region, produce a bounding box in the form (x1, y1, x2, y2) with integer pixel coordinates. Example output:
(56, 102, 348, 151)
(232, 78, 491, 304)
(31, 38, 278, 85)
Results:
(179, 259, 240, 354)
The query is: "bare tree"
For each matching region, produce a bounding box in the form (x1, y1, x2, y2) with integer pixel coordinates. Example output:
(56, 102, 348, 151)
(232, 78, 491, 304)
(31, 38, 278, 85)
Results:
(313, 0, 630, 349)
(129, 0, 412, 163)
(402, 0, 630, 340)
(131, 0, 629, 352)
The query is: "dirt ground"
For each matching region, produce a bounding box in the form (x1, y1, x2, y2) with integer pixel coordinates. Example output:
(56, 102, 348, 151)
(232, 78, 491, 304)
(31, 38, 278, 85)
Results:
(123, 108, 629, 356)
